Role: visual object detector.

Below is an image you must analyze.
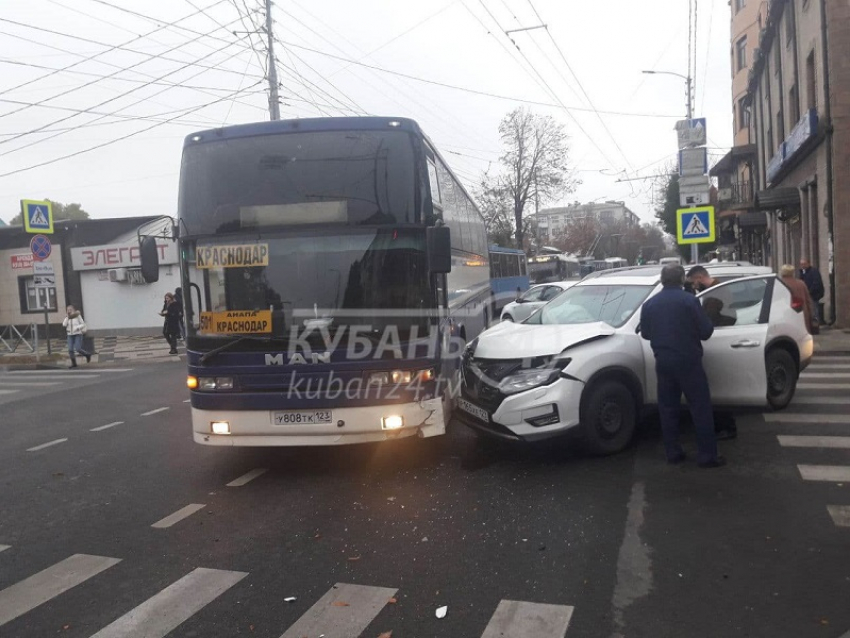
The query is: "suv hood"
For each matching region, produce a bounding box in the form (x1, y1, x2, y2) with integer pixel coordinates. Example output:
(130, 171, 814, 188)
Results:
(474, 321, 616, 359)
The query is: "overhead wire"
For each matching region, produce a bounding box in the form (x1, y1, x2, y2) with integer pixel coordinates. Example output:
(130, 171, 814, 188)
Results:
(0, 1, 233, 100)
(0, 80, 264, 179)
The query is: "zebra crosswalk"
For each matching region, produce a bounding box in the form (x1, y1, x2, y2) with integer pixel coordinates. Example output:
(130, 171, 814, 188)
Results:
(0, 548, 576, 637)
(767, 356, 850, 529)
(0, 368, 134, 400)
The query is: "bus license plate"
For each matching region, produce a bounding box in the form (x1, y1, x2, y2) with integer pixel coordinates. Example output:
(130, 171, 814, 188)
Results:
(458, 399, 489, 422)
(272, 410, 333, 425)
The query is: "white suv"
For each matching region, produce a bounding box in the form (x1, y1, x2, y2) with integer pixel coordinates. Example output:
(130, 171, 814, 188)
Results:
(457, 265, 813, 455)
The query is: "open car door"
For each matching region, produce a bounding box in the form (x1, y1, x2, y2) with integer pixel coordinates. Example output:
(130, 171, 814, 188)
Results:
(698, 275, 774, 407)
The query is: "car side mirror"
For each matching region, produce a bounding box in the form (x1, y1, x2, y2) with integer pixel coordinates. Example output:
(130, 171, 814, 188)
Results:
(426, 225, 451, 274)
(139, 236, 160, 283)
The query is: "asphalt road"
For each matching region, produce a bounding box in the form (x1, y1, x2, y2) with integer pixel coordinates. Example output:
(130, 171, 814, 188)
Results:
(0, 356, 848, 638)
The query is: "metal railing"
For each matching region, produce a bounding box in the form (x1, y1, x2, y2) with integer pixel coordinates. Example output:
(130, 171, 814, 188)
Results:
(0, 324, 38, 354)
(729, 180, 754, 205)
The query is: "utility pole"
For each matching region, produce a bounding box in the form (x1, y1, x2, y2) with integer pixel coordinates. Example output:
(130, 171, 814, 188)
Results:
(264, 0, 280, 120)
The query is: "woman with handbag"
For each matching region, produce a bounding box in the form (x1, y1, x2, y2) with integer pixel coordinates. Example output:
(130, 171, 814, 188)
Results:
(62, 305, 91, 369)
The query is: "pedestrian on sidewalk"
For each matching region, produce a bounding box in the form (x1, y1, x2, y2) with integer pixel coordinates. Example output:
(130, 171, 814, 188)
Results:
(62, 305, 91, 369)
(780, 264, 817, 334)
(640, 264, 725, 468)
(799, 258, 825, 323)
(159, 292, 182, 355)
(174, 287, 186, 341)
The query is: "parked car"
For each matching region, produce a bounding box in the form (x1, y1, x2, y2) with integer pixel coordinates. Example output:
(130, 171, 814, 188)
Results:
(500, 281, 577, 323)
(457, 265, 813, 455)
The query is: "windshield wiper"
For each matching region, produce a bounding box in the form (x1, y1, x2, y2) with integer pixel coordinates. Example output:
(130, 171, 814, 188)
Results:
(199, 335, 289, 365)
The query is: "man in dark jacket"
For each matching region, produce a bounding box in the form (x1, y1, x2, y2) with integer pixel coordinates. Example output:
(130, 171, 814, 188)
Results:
(799, 258, 824, 322)
(641, 264, 725, 468)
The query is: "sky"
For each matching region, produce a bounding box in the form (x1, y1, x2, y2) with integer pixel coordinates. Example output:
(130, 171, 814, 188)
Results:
(0, 0, 734, 226)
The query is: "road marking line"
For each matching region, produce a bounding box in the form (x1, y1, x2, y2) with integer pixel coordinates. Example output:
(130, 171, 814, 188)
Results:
(279, 583, 398, 638)
(790, 397, 850, 405)
(481, 600, 574, 638)
(0, 382, 64, 387)
(91, 421, 124, 432)
(800, 373, 850, 379)
(778, 435, 850, 449)
(89, 567, 247, 638)
(806, 364, 850, 371)
(0, 545, 9, 554)
(227, 468, 268, 487)
(182, 399, 190, 403)
(141, 407, 169, 417)
(151, 504, 206, 529)
(797, 383, 850, 390)
(764, 413, 850, 424)
(2, 374, 100, 380)
(827, 505, 850, 527)
(798, 465, 850, 482)
(26, 438, 68, 452)
(4, 368, 132, 374)
(0, 554, 120, 627)
(0, 390, 19, 395)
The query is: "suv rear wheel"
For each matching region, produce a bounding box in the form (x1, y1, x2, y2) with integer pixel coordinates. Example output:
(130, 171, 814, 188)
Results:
(581, 380, 637, 455)
(766, 348, 797, 410)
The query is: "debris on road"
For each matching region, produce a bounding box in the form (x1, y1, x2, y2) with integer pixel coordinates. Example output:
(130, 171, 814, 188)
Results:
(436, 606, 448, 619)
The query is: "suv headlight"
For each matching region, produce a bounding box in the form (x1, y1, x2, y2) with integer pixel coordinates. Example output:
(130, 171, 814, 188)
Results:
(498, 369, 560, 395)
(497, 357, 571, 395)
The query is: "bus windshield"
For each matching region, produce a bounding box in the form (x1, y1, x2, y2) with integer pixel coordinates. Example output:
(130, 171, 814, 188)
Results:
(178, 129, 418, 235)
(184, 228, 434, 346)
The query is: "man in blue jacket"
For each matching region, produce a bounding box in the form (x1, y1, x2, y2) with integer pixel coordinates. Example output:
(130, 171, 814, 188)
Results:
(640, 264, 725, 468)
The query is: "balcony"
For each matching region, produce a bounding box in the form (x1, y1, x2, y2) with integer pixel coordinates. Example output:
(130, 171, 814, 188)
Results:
(718, 180, 754, 207)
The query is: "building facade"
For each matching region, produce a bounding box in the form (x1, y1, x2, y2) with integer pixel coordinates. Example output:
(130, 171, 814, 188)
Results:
(536, 201, 640, 242)
(0, 217, 181, 337)
(745, 0, 849, 326)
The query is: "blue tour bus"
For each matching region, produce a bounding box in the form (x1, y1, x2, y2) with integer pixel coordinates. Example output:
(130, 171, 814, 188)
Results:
(488, 245, 529, 313)
(139, 117, 490, 446)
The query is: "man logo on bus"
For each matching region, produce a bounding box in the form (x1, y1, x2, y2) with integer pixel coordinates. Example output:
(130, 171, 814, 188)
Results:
(265, 352, 332, 365)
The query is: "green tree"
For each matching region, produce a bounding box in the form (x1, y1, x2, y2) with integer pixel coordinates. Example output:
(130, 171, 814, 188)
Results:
(480, 108, 578, 251)
(9, 199, 91, 225)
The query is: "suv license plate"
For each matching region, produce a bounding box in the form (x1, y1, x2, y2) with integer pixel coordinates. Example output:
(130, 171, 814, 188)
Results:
(272, 410, 333, 425)
(458, 399, 489, 422)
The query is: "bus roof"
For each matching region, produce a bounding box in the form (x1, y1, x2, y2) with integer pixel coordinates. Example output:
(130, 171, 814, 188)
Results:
(489, 245, 526, 254)
(183, 117, 425, 147)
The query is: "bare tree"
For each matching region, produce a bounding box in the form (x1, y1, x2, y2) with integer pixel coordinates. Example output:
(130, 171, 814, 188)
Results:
(553, 217, 601, 256)
(480, 108, 578, 251)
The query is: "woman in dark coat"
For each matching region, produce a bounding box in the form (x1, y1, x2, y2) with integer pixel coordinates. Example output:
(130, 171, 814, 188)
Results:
(160, 292, 183, 354)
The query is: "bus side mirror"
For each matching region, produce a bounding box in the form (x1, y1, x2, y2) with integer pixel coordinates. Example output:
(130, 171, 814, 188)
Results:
(427, 226, 452, 274)
(139, 236, 160, 283)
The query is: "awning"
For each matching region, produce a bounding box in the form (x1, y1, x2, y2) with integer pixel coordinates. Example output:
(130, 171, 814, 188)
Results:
(754, 187, 800, 210)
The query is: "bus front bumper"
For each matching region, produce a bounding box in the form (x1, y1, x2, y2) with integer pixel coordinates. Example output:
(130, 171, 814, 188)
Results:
(192, 398, 445, 446)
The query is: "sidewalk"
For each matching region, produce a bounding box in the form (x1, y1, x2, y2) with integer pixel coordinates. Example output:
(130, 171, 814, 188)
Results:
(2, 327, 849, 368)
(813, 325, 850, 354)
(0, 335, 184, 367)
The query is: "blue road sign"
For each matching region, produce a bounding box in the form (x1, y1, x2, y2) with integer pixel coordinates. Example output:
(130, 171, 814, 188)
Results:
(21, 199, 54, 234)
(676, 206, 716, 245)
(30, 234, 52, 261)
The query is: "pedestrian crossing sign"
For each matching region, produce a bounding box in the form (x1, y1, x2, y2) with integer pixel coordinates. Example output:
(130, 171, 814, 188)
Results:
(676, 206, 715, 244)
(21, 199, 54, 234)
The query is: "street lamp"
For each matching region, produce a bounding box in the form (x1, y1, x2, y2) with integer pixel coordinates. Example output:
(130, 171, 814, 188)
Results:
(642, 70, 693, 120)
(643, 69, 698, 265)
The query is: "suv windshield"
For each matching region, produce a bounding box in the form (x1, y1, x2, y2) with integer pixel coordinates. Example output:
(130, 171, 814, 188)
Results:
(525, 284, 654, 328)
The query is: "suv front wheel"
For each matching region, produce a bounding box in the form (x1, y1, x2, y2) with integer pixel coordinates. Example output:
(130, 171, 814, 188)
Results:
(580, 380, 637, 455)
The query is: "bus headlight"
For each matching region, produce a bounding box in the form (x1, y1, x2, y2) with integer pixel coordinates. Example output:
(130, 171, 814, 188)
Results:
(198, 377, 234, 391)
(211, 421, 230, 435)
(382, 415, 404, 429)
